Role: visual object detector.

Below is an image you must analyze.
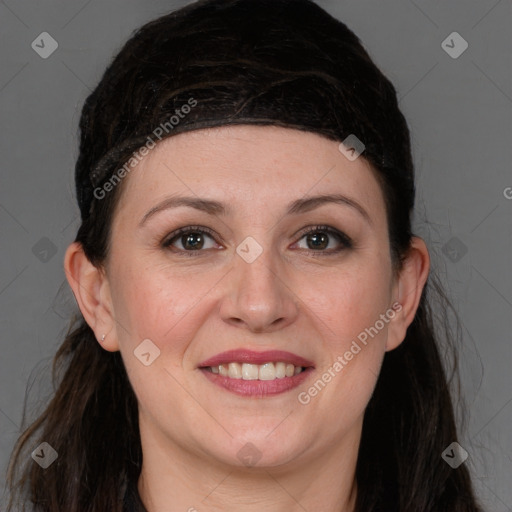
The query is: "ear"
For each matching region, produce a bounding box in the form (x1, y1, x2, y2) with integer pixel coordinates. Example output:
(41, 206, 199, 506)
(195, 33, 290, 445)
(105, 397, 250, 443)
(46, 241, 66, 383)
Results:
(386, 236, 430, 352)
(64, 241, 120, 352)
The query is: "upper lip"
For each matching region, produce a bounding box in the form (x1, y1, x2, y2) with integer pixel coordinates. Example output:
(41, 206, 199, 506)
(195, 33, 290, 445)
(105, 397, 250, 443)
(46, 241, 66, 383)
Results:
(198, 349, 314, 368)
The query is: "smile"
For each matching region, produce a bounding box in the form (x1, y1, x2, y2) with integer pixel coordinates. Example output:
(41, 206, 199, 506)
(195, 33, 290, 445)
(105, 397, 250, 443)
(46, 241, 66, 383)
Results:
(198, 349, 315, 397)
(206, 361, 304, 380)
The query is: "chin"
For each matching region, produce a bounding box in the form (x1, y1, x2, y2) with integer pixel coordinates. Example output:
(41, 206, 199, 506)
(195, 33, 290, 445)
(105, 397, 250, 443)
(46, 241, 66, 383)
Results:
(215, 428, 304, 469)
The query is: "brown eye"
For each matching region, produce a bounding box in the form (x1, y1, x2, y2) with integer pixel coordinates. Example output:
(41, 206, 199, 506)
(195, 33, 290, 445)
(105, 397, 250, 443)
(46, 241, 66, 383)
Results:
(305, 231, 329, 250)
(295, 226, 353, 253)
(163, 226, 219, 252)
(180, 232, 206, 250)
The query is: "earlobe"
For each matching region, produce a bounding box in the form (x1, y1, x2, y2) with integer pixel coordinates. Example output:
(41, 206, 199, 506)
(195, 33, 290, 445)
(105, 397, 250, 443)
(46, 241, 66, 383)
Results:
(63, 241, 120, 352)
(386, 236, 430, 352)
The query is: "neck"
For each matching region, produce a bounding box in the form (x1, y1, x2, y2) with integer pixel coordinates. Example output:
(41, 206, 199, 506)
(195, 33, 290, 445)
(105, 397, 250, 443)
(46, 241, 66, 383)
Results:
(137, 416, 362, 512)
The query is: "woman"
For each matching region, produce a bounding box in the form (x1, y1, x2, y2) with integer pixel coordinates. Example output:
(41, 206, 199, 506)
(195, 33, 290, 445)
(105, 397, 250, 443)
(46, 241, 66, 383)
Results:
(7, 0, 484, 510)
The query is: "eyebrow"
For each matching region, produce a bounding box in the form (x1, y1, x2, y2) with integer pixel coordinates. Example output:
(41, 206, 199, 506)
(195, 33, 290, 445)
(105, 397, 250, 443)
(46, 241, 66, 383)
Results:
(139, 193, 372, 227)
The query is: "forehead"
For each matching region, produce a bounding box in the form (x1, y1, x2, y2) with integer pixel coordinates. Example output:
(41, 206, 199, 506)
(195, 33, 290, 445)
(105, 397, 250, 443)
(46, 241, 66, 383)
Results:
(115, 124, 386, 222)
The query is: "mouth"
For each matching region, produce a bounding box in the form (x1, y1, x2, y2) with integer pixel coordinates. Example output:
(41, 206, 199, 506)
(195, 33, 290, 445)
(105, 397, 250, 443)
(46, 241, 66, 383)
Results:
(203, 361, 307, 379)
(198, 349, 315, 397)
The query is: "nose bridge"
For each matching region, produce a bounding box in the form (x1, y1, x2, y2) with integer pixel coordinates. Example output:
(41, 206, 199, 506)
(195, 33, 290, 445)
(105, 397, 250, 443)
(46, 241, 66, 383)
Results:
(219, 235, 298, 332)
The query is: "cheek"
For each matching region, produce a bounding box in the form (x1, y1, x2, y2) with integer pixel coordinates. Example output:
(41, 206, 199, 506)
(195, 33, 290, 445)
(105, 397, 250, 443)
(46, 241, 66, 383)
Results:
(299, 261, 393, 344)
(111, 261, 223, 349)
(294, 264, 392, 413)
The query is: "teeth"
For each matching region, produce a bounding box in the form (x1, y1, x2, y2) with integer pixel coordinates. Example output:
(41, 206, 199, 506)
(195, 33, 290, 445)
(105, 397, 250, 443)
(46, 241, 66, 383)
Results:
(209, 362, 305, 380)
(242, 363, 259, 380)
(275, 362, 286, 378)
(259, 362, 276, 381)
(228, 362, 242, 379)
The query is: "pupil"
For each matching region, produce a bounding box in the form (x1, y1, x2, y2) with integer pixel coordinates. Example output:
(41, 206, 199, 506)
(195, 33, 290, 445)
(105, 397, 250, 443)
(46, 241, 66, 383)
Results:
(308, 232, 328, 250)
(183, 233, 203, 250)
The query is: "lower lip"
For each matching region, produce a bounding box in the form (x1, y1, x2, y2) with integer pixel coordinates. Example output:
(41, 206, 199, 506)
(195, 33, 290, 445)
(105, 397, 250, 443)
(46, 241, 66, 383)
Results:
(199, 367, 314, 397)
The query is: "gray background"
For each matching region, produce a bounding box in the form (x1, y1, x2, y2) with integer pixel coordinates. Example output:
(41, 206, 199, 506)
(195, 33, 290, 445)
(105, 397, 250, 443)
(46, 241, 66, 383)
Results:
(0, 0, 511, 509)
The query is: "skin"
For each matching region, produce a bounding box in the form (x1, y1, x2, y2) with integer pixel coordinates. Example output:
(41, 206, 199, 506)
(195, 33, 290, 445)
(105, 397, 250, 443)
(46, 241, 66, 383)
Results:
(65, 125, 429, 512)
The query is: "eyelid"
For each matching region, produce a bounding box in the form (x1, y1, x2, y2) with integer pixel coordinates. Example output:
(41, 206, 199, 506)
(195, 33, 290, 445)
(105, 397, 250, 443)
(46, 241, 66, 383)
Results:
(162, 225, 219, 248)
(293, 224, 353, 251)
(162, 224, 353, 255)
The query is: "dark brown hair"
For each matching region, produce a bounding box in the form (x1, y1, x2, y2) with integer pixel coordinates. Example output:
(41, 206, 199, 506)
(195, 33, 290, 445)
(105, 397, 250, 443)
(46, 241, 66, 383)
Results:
(7, 0, 483, 510)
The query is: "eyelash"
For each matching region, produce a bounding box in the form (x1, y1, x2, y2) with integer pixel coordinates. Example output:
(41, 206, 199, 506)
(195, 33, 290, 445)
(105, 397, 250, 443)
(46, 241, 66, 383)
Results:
(161, 224, 353, 257)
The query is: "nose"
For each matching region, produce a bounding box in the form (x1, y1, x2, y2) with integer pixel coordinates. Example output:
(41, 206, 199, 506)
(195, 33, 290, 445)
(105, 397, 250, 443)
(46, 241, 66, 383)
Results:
(218, 242, 300, 333)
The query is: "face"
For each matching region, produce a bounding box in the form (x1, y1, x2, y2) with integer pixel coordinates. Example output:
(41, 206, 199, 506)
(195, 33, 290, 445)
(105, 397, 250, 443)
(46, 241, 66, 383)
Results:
(101, 125, 402, 470)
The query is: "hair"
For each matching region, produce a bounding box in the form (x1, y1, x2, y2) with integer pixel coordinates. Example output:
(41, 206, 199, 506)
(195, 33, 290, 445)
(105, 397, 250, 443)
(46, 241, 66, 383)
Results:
(6, 0, 483, 510)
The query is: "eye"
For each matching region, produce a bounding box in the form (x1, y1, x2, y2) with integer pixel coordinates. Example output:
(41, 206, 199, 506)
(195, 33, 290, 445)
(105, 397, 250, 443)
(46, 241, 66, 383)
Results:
(162, 226, 220, 253)
(162, 224, 352, 255)
(293, 225, 353, 253)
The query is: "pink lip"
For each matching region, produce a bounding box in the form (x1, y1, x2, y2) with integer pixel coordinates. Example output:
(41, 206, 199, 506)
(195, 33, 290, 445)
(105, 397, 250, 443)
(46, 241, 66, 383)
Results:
(200, 366, 314, 397)
(198, 349, 314, 368)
